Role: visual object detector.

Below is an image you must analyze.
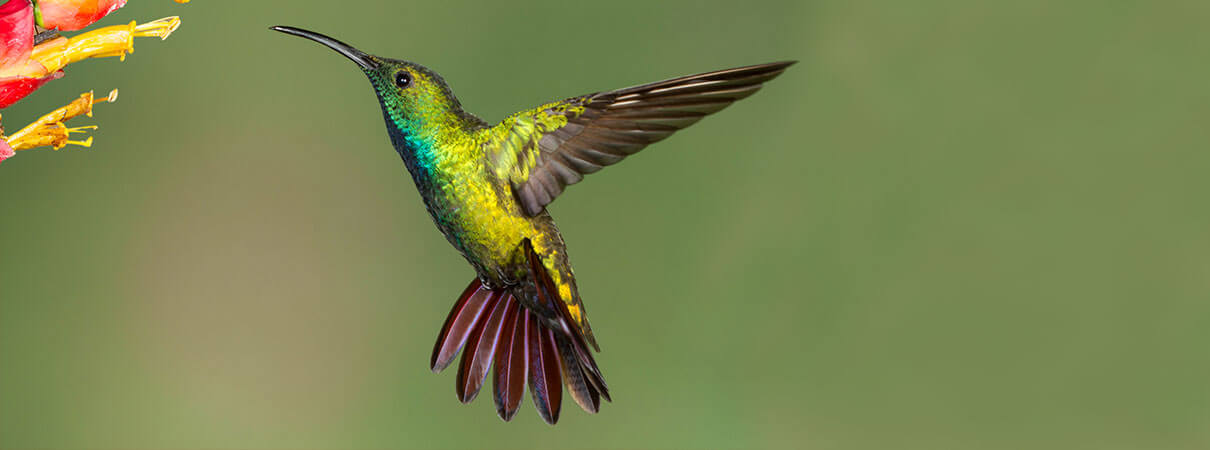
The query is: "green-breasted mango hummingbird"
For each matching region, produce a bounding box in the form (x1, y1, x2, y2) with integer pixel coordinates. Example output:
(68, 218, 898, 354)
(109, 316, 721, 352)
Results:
(272, 25, 793, 425)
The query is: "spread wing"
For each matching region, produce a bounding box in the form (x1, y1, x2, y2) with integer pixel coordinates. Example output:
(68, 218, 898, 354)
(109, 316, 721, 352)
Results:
(488, 61, 796, 216)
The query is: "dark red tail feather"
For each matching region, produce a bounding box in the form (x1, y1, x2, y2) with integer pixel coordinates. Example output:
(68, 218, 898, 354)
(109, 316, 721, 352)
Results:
(492, 305, 527, 421)
(431, 280, 494, 372)
(456, 291, 510, 403)
(527, 320, 563, 424)
(431, 275, 610, 424)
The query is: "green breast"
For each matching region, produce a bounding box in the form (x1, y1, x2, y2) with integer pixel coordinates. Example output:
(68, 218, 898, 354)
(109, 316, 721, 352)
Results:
(388, 117, 539, 277)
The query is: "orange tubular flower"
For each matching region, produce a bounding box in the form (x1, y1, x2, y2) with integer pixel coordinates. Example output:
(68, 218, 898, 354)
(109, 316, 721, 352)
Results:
(38, 0, 127, 31)
(37, 0, 189, 30)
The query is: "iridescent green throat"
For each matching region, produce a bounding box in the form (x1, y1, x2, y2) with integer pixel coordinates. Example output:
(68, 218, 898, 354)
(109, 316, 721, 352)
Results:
(365, 64, 485, 187)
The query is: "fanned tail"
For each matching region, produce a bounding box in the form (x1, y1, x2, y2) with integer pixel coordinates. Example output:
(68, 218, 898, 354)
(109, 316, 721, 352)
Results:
(430, 273, 610, 424)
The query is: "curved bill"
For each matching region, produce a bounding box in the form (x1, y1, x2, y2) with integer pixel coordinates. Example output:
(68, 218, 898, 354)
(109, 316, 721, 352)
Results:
(271, 26, 379, 70)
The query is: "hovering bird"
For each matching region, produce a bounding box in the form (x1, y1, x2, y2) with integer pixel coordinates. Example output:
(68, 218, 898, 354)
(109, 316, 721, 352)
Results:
(272, 25, 793, 424)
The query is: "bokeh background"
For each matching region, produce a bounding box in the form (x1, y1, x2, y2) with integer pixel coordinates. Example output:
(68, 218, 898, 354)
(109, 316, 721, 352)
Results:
(2, 1, 1208, 449)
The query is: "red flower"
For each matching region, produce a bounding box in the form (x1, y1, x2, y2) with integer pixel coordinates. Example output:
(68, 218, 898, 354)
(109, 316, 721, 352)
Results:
(0, 137, 14, 163)
(0, 0, 31, 67)
(0, 0, 59, 108)
(0, 73, 59, 107)
(38, 0, 127, 31)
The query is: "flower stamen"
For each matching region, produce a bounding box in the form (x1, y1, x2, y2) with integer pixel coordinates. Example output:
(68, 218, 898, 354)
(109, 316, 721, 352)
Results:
(133, 16, 181, 41)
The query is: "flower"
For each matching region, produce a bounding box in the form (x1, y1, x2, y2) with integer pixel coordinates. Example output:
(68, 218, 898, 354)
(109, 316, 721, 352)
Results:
(30, 16, 182, 70)
(0, 0, 185, 165)
(0, 0, 179, 108)
(0, 137, 13, 162)
(37, 0, 127, 31)
(0, 0, 58, 108)
(37, 0, 190, 30)
(0, 88, 115, 164)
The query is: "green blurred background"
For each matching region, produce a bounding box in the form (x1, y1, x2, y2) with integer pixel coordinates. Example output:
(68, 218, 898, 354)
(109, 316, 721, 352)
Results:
(2, 1, 1208, 448)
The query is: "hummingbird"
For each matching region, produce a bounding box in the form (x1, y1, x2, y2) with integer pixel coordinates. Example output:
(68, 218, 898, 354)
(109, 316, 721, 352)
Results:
(272, 25, 793, 425)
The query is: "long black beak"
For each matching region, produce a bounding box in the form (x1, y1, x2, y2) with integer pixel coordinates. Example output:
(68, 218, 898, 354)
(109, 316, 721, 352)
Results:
(271, 26, 379, 70)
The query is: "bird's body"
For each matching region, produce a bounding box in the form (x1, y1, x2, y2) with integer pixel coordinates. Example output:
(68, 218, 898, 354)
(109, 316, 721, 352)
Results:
(375, 87, 591, 338)
(273, 25, 792, 424)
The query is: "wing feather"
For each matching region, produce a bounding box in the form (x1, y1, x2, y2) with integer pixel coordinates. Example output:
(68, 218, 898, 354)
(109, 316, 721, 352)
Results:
(488, 61, 795, 216)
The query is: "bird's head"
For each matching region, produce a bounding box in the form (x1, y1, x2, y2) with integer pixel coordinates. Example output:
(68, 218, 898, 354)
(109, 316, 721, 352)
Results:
(272, 26, 467, 145)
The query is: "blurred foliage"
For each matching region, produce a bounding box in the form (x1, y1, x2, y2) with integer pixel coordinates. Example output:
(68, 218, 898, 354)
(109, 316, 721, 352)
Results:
(1, 1, 1208, 449)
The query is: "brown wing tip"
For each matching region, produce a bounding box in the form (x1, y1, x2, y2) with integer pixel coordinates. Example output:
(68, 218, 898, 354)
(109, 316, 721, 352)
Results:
(750, 60, 797, 71)
(766, 60, 797, 76)
(726, 60, 797, 79)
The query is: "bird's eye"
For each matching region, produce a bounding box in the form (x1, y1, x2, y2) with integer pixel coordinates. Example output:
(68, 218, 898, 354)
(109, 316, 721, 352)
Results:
(394, 71, 412, 88)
